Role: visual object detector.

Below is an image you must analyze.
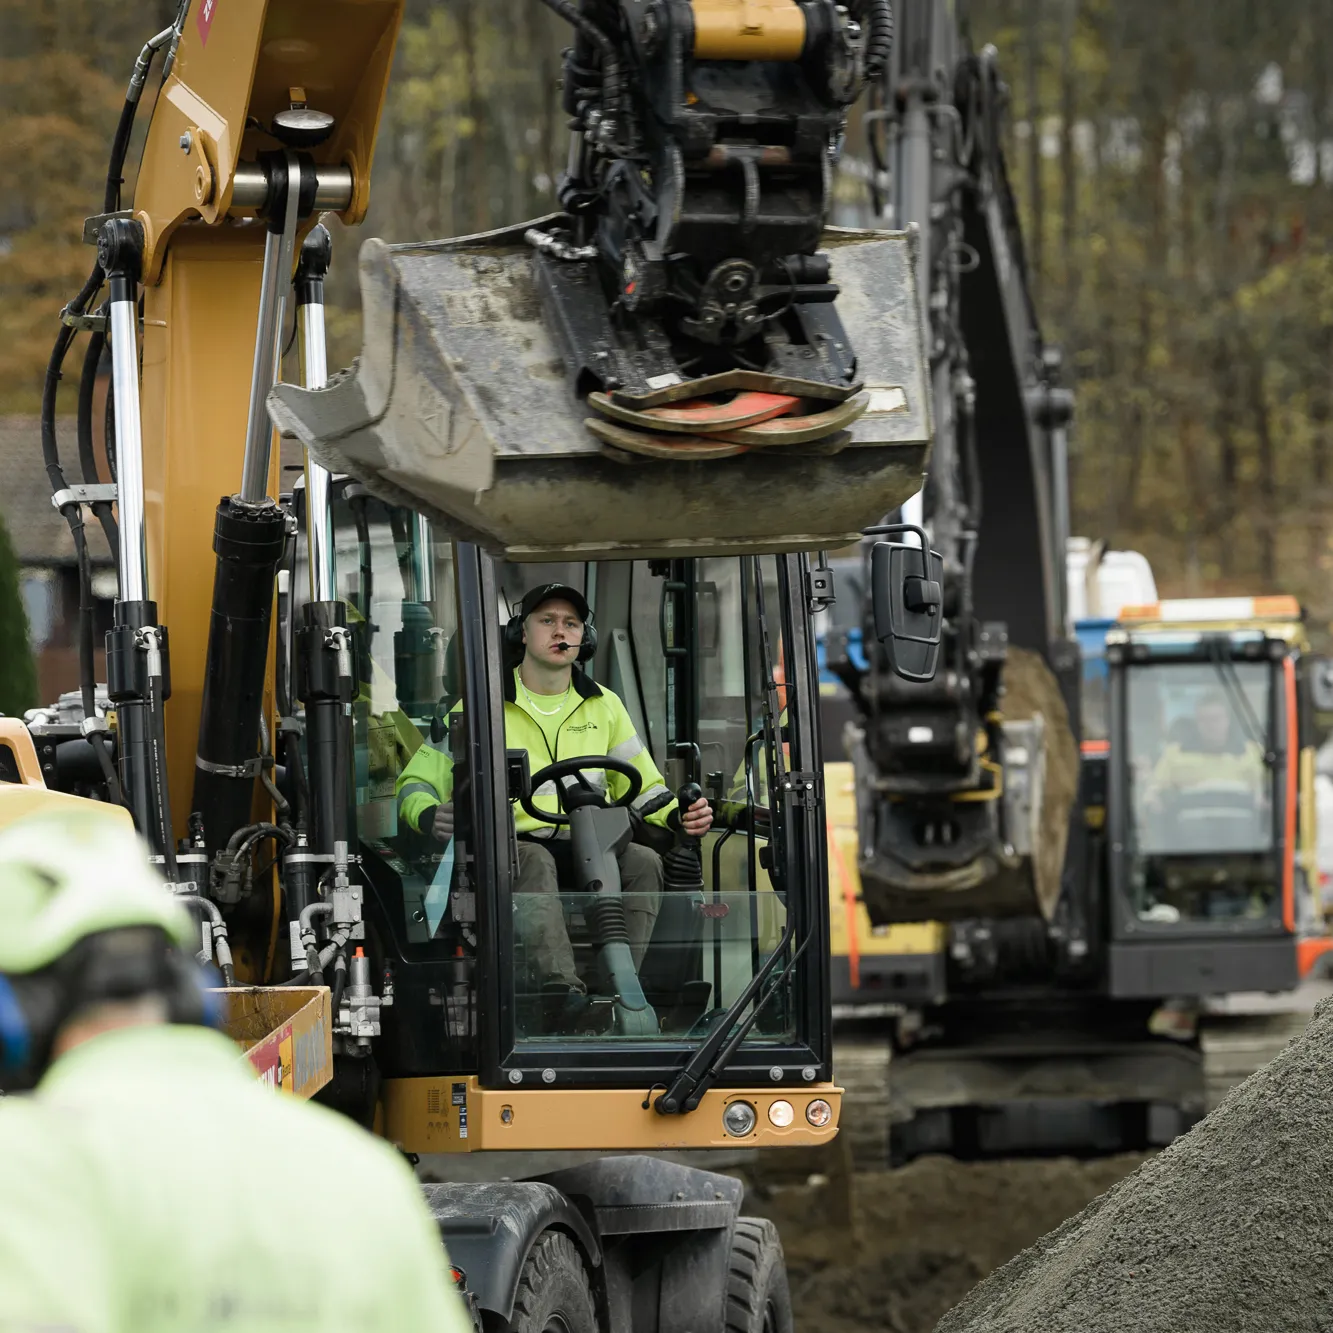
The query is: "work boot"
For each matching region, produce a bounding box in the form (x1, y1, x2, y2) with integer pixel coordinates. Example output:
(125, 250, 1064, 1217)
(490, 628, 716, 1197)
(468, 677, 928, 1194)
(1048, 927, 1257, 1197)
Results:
(541, 980, 612, 1035)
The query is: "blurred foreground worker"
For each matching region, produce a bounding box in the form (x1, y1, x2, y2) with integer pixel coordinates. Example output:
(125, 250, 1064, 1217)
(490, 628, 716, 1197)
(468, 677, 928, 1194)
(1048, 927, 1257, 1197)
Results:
(0, 808, 471, 1333)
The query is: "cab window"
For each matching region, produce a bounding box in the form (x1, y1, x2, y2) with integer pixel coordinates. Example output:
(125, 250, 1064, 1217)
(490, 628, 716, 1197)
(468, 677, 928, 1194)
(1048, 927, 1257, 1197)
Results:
(1121, 659, 1280, 925)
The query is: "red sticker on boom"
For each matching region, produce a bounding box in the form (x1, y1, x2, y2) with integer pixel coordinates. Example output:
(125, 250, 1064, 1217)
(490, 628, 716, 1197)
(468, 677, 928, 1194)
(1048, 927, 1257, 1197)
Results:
(197, 0, 217, 46)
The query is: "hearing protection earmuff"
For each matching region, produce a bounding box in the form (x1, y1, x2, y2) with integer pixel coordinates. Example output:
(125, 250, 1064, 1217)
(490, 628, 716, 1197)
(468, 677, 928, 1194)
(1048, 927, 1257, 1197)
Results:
(504, 604, 598, 663)
(0, 929, 219, 1092)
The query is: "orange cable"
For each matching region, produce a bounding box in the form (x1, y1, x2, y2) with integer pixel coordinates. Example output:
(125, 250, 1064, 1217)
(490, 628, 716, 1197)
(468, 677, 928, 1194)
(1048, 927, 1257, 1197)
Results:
(827, 818, 861, 989)
(1283, 655, 1298, 933)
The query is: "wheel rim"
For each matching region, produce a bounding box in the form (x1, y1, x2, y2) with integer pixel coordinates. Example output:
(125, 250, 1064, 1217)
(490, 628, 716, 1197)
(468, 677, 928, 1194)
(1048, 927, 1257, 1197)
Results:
(543, 1315, 572, 1333)
(763, 1298, 778, 1333)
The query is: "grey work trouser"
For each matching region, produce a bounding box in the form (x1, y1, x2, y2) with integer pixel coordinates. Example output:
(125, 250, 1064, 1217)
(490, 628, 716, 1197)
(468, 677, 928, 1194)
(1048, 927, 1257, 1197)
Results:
(514, 839, 663, 991)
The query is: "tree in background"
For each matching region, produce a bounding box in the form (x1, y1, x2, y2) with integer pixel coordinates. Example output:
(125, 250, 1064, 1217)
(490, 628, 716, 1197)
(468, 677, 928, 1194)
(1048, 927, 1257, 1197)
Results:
(9, 0, 1333, 639)
(0, 1, 177, 414)
(967, 0, 1333, 640)
(323, 0, 567, 367)
(0, 514, 37, 716)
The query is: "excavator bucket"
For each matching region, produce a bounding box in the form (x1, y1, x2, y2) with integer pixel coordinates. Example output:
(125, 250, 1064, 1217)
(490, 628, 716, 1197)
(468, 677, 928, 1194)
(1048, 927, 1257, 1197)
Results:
(268, 221, 931, 560)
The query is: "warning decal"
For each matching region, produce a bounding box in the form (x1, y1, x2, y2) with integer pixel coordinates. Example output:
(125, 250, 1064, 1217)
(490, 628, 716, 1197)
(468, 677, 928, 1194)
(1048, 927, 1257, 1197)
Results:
(197, 0, 217, 46)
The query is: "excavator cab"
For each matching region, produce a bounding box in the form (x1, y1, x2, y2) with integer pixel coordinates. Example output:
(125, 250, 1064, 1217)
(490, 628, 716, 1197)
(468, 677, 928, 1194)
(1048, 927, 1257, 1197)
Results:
(1105, 598, 1321, 996)
(287, 485, 841, 1132)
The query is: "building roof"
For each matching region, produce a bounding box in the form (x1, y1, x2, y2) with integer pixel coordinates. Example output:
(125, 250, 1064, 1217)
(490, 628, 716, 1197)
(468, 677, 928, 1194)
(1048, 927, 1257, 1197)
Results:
(0, 416, 114, 567)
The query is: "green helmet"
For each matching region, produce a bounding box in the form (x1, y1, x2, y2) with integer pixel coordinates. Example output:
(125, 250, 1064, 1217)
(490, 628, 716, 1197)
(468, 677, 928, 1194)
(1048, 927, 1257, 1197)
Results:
(0, 807, 195, 975)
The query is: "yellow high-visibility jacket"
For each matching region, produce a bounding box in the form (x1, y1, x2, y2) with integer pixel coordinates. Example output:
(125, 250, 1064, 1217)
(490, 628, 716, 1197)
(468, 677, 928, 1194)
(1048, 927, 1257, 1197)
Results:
(0, 1025, 469, 1332)
(1149, 740, 1267, 797)
(396, 668, 674, 838)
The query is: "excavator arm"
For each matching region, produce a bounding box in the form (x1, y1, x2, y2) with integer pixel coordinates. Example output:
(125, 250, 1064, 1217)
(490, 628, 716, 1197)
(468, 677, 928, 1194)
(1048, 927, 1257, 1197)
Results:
(831, 0, 1081, 928)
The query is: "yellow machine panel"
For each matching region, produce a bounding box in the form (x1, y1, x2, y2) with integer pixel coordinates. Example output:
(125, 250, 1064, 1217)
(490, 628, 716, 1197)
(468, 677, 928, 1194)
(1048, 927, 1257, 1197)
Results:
(220, 986, 333, 1098)
(825, 760, 947, 977)
(382, 1077, 842, 1154)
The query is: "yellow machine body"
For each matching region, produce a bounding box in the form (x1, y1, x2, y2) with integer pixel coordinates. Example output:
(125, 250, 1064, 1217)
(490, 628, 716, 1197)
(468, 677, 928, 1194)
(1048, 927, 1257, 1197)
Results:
(825, 759, 948, 1001)
(78, 0, 883, 1157)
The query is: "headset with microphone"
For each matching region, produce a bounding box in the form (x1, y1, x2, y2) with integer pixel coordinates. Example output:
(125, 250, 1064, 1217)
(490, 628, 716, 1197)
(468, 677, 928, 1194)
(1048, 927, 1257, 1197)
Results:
(503, 586, 598, 664)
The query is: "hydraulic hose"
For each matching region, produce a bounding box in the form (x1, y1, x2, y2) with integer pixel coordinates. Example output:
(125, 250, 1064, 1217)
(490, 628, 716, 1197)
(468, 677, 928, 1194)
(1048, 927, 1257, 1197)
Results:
(148, 666, 178, 881)
(257, 714, 290, 817)
(71, 515, 123, 805)
(534, 0, 626, 136)
(41, 17, 177, 810)
(178, 894, 237, 987)
(216, 822, 293, 902)
(857, 0, 894, 84)
(76, 331, 119, 562)
(329, 950, 349, 1025)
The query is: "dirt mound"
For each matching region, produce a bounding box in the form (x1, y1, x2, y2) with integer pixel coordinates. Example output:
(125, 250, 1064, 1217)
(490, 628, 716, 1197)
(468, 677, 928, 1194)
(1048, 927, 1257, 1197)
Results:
(748, 1152, 1144, 1333)
(935, 999, 1333, 1333)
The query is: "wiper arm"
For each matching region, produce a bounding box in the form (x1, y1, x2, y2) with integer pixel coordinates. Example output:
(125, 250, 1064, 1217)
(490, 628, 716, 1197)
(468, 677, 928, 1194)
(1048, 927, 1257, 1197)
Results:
(653, 925, 810, 1115)
(1209, 641, 1271, 762)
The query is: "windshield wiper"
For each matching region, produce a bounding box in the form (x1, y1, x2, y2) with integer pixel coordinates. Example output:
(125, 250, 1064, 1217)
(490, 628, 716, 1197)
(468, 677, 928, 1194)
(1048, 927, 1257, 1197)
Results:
(1208, 639, 1273, 763)
(653, 926, 810, 1115)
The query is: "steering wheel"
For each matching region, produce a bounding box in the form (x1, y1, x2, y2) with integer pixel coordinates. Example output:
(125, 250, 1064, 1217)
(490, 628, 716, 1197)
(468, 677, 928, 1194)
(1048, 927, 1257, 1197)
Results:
(521, 756, 643, 826)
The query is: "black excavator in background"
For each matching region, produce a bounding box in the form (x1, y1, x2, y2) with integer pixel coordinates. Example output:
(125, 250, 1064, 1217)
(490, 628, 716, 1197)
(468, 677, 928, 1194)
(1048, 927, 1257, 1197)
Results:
(826, 0, 1331, 1164)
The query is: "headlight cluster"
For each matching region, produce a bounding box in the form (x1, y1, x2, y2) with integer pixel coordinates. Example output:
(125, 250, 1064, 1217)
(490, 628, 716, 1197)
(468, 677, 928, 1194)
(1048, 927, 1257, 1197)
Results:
(720, 1096, 836, 1136)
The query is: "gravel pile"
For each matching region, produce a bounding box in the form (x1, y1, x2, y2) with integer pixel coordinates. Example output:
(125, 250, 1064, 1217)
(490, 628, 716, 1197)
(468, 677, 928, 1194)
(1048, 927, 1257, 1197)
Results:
(751, 1151, 1143, 1333)
(936, 998, 1333, 1333)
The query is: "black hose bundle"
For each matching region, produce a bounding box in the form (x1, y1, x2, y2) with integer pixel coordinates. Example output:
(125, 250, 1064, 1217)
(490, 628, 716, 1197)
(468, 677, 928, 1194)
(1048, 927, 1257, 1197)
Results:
(534, 0, 626, 138)
(76, 330, 119, 559)
(858, 0, 895, 84)
(41, 17, 182, 807)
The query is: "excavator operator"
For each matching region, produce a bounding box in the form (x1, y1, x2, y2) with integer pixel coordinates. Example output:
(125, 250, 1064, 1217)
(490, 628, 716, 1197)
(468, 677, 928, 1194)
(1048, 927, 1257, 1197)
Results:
(0, 808, 469, 1331)
(1143, 689, 1267, 820)
(395, 583, 713, 1020)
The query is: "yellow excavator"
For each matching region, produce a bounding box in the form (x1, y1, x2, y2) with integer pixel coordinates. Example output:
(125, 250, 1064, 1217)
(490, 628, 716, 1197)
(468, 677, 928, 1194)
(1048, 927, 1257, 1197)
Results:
(16, 2, 937, 1327)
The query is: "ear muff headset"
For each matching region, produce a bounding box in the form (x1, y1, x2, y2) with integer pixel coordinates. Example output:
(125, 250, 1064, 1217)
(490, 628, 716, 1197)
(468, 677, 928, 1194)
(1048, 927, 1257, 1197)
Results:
(504, 605, 598, 663)
(0, 972, 33, 1080)
(0, 929, 219, 1092)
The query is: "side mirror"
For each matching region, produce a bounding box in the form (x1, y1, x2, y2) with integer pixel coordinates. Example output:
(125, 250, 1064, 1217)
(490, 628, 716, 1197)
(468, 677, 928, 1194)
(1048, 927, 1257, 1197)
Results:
(1311, 656, 1333, 713)
(867, 525, 944, 682)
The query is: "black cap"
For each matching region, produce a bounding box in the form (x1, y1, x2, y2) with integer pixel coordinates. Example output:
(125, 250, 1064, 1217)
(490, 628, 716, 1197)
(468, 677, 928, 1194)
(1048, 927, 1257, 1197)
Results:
(517, 583, 590, 622)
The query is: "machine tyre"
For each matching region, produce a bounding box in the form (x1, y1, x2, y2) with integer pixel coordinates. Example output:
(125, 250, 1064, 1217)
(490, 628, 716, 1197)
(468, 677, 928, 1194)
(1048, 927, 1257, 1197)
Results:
(725, 1218, 793, 1333)
(506, 1229, 597, 1333)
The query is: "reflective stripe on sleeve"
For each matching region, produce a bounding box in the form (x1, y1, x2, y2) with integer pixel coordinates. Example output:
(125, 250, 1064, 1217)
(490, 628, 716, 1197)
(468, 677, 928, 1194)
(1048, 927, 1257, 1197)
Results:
(633, 783, 671, 811)
(397, 781, 440, 805)
(609, 736, 645, 763)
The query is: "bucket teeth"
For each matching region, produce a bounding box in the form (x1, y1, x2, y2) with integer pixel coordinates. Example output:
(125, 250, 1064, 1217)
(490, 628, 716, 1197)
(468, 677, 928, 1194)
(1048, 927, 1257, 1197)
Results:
(584, 417, 749, 460)
(588, 389, 800, 434)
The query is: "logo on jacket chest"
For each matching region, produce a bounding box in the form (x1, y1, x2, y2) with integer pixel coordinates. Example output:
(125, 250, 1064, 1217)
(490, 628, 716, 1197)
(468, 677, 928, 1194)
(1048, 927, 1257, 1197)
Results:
(564, 722, 598, 734)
